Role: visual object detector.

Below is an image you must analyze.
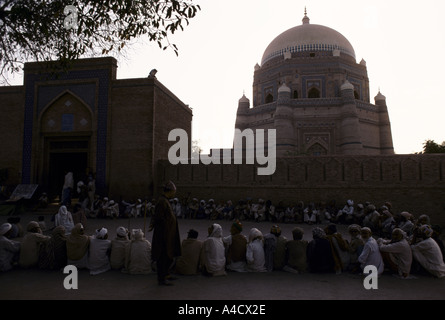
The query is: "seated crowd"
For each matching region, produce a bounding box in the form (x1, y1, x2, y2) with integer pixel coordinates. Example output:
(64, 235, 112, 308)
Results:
(1, 202, 445, 280)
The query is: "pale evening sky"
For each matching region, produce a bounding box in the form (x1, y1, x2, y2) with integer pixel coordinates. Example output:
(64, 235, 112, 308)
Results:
(8, 0, 445, 154)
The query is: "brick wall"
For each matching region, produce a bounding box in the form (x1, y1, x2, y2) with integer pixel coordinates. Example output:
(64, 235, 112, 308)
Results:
(157, 154, 445, 226)
(0, 86, 25, 185)
(109, 78, 155, 198)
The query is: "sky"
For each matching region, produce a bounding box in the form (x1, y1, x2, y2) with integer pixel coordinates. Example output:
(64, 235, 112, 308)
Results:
(8, 0, 445, 154)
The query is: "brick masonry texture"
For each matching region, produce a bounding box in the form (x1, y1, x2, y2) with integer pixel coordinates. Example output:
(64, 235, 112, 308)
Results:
(157, 154, 445, 226)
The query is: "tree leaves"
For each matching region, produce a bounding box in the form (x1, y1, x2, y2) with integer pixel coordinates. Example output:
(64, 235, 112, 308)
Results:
(0, 0, 201, 83)
(421, 140, 445, 154)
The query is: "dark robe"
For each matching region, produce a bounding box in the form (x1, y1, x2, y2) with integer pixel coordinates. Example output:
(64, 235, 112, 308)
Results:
(226, 233, 247, 264)
(39, 226, 67, 269)
(306, 237, 335, 273)
(151, 195, 181, 261)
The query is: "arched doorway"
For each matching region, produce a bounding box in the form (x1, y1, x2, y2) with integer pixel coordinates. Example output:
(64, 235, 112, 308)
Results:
(265, 93, 274, 103)
(38, 91, 94, 199)
(307, 143, 327, 156)
(46, 140, 89, 199)
(308, 87, 320, 98)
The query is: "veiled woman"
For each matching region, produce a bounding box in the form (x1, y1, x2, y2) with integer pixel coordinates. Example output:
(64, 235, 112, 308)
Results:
(55, 205, 75, 234)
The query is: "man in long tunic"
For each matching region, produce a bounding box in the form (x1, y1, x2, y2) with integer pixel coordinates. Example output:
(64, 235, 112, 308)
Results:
(149, 181, 181, 286)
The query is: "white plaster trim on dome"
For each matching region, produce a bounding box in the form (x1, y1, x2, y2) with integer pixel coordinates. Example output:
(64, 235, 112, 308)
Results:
(283, 51, 292, 60)
(239, 94, 250, 104)
(261, 24, 356, 66)
(341, 80, 354, 91)
(262, 43, 355, 65)
(278, 83, 291, 93)
(375, 91, 386, 101)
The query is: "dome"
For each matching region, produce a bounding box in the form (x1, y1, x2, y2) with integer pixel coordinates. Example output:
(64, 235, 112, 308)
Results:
(261, 13, 356, 66)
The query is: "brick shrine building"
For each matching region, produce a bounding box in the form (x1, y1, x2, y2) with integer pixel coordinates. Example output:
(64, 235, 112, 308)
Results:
(0, 57, 192, 199)
(235, 10, 394, 157)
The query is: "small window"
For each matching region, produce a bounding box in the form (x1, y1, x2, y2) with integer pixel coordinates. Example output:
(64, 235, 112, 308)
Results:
(293, 90, 299, 99)
(265, 93, 274, 104)
(310, 52, 315, 57)
(308, 88, 320, 99)
(307, 143, 327, 156)
(354, 90, 360, 100)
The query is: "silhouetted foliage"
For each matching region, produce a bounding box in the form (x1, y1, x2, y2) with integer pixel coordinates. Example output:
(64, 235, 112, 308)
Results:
(0, 0, 200, 82)
(420, 140, 445, 154)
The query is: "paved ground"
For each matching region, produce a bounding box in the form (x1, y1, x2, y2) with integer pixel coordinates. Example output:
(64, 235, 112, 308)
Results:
(1, 209, 445, 304)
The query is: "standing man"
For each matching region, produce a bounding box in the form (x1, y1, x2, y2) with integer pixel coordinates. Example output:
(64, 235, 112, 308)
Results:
(149, 181, 181, 286)
(61, 171, 74, 206)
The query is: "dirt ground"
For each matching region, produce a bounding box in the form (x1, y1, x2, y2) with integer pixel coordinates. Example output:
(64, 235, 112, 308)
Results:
(1, 209, 445, 303)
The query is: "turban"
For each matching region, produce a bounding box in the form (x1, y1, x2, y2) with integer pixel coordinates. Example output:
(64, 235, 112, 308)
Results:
(116, 226, 128, 238)
(312, 227, 326, 239)
(400, 211, 412, 219)
(132, 229, 144, 240)
(232, 220, 243, 232)
(0, 223, 12, 236)
(418, 214, 431, 225)
(249, 228, 263, 242)
(164, 180, 176, 192)
(347, 200, 354, 206)
(292, 227, 304, 239)
(419, 224, 433, 238)
(270, 225, 281, 236)
(392, 228, 406, 239)
(95, 227, 108, 239)
(382, 210, 392, 218)
(27, 221, 40, 232)
(348, 224, 361, 233)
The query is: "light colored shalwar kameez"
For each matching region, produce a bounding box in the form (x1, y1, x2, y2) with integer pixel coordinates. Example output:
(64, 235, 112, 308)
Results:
(246, 228, 267, 272)
(88, 228, 111, 275)
(124, 230, 152, 274)
(358, 236, 384, 275)
(201, 224, 226, 276)
(379, 238, 412, 277)
(411, 237, 445, 278)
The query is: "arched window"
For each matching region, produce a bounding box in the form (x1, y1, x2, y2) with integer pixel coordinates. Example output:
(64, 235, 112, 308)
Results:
(265, 93, 274, 104)
(307, 143, 327, 156)
(293, 90, 299, 99)
(308, 87, 320, 99)
(354, 90, 360, 100)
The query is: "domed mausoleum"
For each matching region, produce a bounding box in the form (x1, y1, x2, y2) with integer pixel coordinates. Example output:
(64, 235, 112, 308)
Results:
(235, 10, 394, 156)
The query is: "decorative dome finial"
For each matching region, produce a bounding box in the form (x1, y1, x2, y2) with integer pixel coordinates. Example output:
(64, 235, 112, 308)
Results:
(302, 7, 310, 24)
